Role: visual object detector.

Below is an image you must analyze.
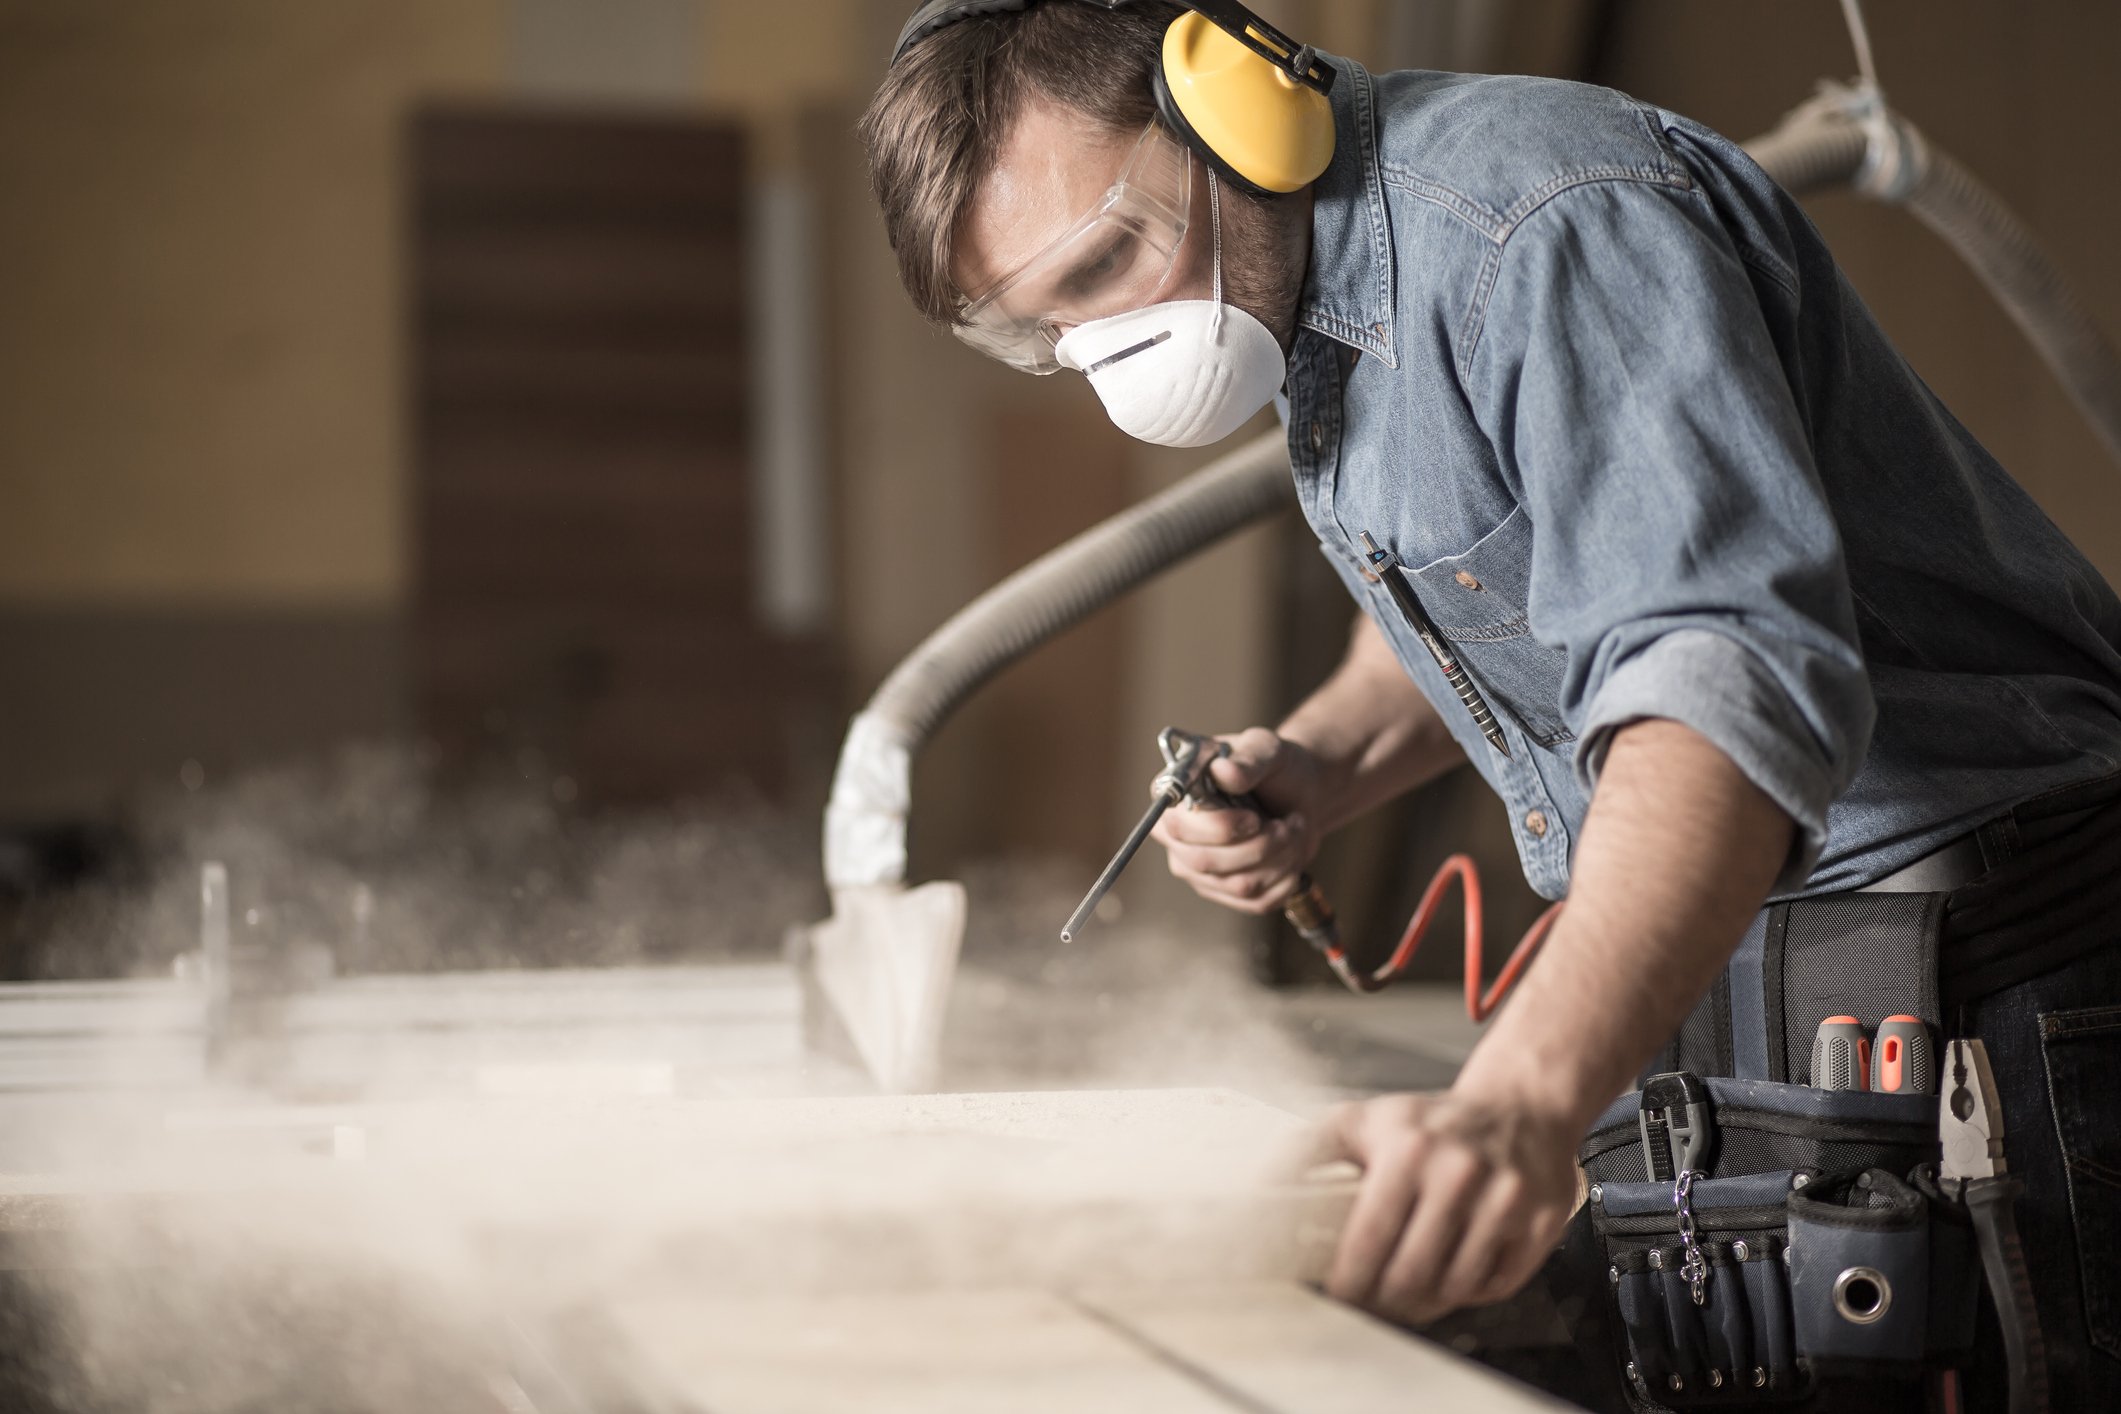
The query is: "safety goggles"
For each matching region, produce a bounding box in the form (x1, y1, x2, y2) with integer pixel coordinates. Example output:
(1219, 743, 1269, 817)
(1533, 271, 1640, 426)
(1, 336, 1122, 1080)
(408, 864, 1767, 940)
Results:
(953, 120, 1193, 374)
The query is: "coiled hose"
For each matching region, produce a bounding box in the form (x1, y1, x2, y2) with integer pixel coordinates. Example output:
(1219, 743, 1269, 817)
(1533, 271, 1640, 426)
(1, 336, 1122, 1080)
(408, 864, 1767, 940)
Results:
(1746, 87, 2121, 466)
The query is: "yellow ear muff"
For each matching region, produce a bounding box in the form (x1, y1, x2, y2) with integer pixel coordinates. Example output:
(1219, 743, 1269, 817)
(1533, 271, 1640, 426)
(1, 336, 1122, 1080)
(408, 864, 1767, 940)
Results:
(1155, 10, 1334, 194)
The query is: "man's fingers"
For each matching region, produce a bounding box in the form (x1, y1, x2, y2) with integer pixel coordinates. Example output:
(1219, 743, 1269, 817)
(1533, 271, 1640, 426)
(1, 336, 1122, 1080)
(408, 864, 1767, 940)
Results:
(1375, 1145, 1487, 1321)
(1248, 870, 1306, 910)
(1208, 727, 1282, 796)
(1300, 1095, 1425, 1171)
(1152, 805, 1261, 848)
(1325, 1129, 1426, 1306)
(1288, 1100, 1365, 1174)
(1163, 831, 1279, 879)
(1196, 873, 1304, 915)
(1317, 1100, 1429, 1302)
(1300, 1096, 1577, 1327)
(1431, 1168, 1528, 1313)
(1170, 865, 1306, 916)
(1163, 817, 1305, 879)
(1171, 873, 1297, 917)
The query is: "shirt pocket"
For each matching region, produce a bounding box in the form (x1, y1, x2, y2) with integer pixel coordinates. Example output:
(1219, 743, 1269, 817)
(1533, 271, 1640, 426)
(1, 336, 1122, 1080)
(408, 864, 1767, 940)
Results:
(1398, 507, 1576, 750)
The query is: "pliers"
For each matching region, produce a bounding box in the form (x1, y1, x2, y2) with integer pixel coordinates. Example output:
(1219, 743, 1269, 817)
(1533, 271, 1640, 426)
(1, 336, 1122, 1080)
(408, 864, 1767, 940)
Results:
(1938, 1037, 2049, 1414)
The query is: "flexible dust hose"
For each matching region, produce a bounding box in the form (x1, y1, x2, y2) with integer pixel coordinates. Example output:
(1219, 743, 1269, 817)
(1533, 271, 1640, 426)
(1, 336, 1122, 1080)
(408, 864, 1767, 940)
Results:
(1745, 91, 2121, 467)
(824, 430, 1293, 890)
(1744, 104, 1866, 194)
(1904, 145, 2121, 466)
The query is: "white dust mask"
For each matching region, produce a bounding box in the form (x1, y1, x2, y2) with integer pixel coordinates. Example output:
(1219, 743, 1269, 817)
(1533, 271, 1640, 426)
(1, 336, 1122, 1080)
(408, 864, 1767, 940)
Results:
(1052, 171, 1286, 448)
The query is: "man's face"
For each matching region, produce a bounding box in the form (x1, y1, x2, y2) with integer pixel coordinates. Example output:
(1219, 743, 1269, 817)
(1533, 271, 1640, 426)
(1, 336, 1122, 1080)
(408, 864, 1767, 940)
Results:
(952, 95, 1217, 348)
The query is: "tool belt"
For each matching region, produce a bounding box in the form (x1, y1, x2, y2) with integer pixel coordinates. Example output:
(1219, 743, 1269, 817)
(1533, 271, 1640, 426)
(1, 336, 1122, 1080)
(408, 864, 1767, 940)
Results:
(1569, 1083, 1977, 1410)
(1558, 772, 2121, 1412)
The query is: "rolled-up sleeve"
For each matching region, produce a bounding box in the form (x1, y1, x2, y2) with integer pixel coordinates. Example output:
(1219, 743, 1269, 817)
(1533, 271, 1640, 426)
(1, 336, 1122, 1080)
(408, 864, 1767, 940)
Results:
(1464, 175, 1874, 889)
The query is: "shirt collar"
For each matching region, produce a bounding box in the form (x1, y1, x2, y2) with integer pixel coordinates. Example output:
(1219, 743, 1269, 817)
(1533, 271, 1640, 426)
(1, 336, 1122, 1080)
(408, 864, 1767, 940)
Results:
(1295, 57, 1398, 369)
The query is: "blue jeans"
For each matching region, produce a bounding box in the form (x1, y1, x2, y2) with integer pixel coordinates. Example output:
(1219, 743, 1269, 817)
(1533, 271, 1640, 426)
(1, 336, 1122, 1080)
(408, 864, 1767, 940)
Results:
(1961, 941, 2121, 1412)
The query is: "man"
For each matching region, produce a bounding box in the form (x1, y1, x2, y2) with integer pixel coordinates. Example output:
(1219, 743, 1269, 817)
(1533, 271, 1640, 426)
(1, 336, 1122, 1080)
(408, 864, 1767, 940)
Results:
(861, 2, 2121, 1404)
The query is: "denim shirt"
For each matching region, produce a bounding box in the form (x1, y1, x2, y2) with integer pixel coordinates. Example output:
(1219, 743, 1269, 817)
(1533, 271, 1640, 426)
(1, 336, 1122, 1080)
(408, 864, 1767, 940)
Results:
(1284, 59, 2121, 900)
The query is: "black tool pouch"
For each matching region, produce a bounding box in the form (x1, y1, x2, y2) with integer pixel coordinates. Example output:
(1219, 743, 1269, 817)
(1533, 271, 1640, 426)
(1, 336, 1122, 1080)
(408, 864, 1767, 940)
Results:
(1568, 1077, 1976, 1412)
(1786, 1168, 1931, 1376)
(1592, 1169, 1800, 1404)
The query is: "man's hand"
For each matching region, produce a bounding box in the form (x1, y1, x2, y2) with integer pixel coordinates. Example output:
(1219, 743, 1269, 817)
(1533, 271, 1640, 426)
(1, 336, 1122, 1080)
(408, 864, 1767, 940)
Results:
(1148, 617, 1461, 917)
(1150, 728, 1326, 914)
(1312, 1092, 1580, 1325)
(1310, 719, 1797, 1328)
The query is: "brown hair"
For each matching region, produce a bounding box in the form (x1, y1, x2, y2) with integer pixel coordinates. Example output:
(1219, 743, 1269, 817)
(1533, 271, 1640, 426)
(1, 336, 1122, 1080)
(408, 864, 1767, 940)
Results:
(857, 1, 1187, 325)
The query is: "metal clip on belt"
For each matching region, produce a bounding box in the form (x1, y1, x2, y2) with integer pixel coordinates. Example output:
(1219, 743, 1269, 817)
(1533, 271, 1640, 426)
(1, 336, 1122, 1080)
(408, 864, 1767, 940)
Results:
(1640, 1072, 1719, 1307)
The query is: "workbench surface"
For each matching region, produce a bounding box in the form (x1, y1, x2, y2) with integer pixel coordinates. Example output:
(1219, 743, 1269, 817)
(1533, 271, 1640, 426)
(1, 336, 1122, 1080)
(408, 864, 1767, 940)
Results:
(538, 1281, 1572, 1413)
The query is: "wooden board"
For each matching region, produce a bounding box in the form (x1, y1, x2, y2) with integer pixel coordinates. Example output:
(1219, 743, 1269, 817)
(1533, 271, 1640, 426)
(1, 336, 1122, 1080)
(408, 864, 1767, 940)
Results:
(0, 1088, 1585, 1410)
(1076, 1283, 1574, 1413)
(584, 1282, 1574, 1413)
(601, 1288, 1237, 1414)
(0, 1089, 1349, 1296)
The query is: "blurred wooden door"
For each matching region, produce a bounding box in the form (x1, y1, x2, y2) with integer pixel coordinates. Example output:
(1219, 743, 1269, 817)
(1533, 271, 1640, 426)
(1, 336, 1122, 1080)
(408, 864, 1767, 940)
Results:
(410, 107, 826, 803)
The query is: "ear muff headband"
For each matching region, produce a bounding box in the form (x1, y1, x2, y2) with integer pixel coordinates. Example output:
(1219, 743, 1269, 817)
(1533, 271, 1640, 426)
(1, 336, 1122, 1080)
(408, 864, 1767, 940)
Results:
(891, 0, 1335, 196)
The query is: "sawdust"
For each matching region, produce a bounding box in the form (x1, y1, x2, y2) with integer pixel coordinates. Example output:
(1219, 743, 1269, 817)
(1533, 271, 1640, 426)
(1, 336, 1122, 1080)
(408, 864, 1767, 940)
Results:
(22, 1089, 1342, 1413)
(12, 742, 820, 982)
(5, 748, 1351, 1413)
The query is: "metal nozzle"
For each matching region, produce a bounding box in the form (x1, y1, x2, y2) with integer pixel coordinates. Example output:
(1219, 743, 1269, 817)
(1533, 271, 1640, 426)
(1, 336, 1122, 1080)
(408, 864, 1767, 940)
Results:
(1060, 791, 1174, 943)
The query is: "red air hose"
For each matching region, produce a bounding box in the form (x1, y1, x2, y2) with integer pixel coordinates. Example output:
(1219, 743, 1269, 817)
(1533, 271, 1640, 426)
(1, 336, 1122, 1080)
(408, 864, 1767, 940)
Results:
(1316, 853, 1564, 1021)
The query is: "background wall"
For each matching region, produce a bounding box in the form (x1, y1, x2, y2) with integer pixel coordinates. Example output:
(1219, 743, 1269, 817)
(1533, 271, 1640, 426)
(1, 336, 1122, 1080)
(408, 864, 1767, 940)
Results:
(0, 2, 501, 609)
(0, 1, 500, 817)
(2, 1, 2117, 969)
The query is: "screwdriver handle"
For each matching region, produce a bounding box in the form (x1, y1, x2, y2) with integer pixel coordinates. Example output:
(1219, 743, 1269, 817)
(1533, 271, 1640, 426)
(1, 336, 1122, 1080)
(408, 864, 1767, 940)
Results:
(1811, 1015, 1872, 1091)
(1872, 1015, 1936, 1095)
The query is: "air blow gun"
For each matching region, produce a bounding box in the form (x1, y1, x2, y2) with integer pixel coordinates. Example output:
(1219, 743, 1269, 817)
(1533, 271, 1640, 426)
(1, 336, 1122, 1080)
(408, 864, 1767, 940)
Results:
(1060, 726, 1341, 956)
(1063, 726, 1564, 1013)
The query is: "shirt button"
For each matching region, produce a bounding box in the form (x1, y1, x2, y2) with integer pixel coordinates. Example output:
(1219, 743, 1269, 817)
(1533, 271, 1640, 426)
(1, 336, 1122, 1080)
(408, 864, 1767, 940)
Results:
(1309, 421, 1325, 454)
(1455, 570, 1484, 592)
(1524, 810, 1550, 839)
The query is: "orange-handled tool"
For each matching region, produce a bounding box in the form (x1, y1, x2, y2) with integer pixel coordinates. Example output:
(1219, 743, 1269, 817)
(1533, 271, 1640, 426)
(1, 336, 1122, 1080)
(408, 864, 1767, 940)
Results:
(1872, 1014, 1935, 1094)
(1810, 1015, 1871, 1090)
